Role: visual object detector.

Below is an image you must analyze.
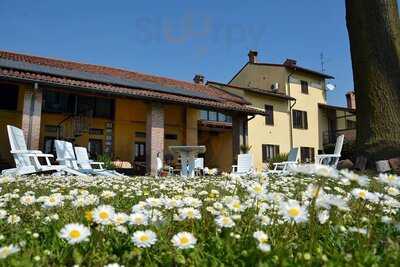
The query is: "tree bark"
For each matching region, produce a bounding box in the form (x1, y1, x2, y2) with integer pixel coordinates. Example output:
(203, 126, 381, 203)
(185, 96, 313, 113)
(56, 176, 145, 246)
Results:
(346, 0, 400, 161)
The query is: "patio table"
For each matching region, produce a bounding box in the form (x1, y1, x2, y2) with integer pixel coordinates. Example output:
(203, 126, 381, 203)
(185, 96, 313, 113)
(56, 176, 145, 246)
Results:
(169, 146, 206, 178)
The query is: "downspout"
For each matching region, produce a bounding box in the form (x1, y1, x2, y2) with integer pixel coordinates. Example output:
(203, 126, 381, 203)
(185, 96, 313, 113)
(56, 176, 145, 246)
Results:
(287, 71, 296, 149)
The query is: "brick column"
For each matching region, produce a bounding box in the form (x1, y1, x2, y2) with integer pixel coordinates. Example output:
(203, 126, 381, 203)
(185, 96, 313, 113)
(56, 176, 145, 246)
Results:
(185, 108, 198, 145)
(146, 103, 165, 175)
(21, 85, 42, 150)
(232, 113, 248, 162)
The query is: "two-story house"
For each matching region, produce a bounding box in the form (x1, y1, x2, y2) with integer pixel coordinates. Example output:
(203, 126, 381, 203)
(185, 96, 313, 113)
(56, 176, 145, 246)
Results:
(208, 50, 356, 170)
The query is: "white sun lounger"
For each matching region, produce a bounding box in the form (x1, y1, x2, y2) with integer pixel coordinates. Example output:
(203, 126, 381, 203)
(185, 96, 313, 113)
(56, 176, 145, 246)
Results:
(267, 147, 299, 174)
(315, 135, 344, 168)
(74, 146, 125, 177)
(1, 125, 86, 177)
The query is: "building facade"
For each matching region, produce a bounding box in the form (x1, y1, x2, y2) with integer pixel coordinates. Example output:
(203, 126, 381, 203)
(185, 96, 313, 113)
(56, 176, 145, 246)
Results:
(208, 51, 356, 171)
(0, 51, 263, 174)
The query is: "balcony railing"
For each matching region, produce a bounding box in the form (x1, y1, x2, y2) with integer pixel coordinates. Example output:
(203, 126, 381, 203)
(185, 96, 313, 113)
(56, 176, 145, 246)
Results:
(323, 128, 356, 145)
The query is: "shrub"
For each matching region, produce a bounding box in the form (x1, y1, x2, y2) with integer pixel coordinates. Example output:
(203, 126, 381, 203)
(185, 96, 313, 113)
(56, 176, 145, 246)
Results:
(97, 154, 116, 170)
(268, 153, 289, 169)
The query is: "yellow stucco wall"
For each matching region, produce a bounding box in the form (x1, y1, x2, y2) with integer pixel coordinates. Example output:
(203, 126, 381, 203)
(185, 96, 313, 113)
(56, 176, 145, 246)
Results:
(230, 64, 287, 94)
(289, 73, 327, 152)
(0, 83, 26, 164)
(225, 64, 333, 170)
(40, 97, 194, 164)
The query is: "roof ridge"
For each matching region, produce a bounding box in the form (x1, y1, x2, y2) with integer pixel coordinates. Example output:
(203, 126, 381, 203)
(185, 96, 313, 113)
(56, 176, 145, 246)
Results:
(0, 50, 248, 105)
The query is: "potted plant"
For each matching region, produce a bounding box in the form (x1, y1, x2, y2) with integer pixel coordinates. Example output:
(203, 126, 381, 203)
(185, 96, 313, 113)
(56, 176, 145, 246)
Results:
(240, 144, 252, 154)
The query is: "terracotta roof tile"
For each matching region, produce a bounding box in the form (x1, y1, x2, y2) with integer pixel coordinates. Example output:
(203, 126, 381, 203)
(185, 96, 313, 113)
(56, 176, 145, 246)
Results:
(0, 50, 247, 105)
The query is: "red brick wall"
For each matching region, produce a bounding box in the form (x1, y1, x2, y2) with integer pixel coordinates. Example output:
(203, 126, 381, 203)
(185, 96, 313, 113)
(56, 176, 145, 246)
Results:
(146, 103, 165, 175)
(21, 87, 42, 150)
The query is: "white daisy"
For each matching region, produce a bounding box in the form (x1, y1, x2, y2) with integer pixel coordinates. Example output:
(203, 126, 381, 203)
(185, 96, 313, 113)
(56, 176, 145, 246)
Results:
(59, 223, 91, 244)
(215, 215, 235, 228)
(7, 214, 21, 224)
(177, 207, 201, 221)
(93, 205, 115, 225)
(113, 212, 129, 225)
(171, 232, 197, 249)
(279, 199, 309, 223)
(0, 244, 19, 259)
(131, 230, 157, 248)
(253, 231, 271, 252)
(20, 195, 36, 206)
(129, 212, 149, 226)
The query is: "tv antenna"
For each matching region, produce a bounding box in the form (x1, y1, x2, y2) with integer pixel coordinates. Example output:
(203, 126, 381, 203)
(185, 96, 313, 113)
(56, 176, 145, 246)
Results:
(320, 52, 326, 73)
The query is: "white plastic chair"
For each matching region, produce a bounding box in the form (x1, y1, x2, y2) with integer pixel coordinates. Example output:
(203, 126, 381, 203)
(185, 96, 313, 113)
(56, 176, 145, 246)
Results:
(74, 146, 125, 177)
(232, 154, 253, 174)
(315, 135, 344, 168)
(1, 125, 85, 176)
(268, 147, 299, 174)
(156, 157, 173, 177)
(194, 158, 204, 176)
(54, 140, 80, 169)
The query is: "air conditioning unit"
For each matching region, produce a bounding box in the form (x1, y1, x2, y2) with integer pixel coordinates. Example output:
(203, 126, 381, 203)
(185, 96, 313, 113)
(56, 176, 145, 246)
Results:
(271, 82, 279, 92)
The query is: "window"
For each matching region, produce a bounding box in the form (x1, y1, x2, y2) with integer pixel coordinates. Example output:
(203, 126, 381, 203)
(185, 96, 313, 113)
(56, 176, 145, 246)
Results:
(300, 147, 315, 163)
(94, 98, 114, 119)
(265, 105, 274, 125)
(293, 110, 308, 129)
(89, 128, 104, 135)
(208, 111, 217, 121)
(43, 91, 114, 118)
(346, 119, 356, 129)
(199, 110, 232, 123)
(165, 134, 178, 140)
(135, 132, 146, 138)
(88, 139, 103, 159)
(262, 144, 280, 162)
(200, 110, 208, 120)
(0, 83, 19, 110)
(134, 142, 146, 162)
(301, 80, 309, 94)
(43, 91, 75, 113)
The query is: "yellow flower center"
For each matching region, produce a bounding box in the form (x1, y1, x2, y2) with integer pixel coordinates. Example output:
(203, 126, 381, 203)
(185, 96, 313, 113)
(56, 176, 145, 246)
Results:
(135, 217, 143, 224)
(69, 230, 81, 239)
(99, 211, 109, 220)
(187, 210, 194, 218)
(388, 175, 396, 181)
(254, 185, 262, 193)
(233, 202, 241, 209)
(222, 217, 231, 225)
(139, 234, 149, 242)
(179, 236, 190, 245)
(288, 207, 300, 217)
(358, 191, 367, 199)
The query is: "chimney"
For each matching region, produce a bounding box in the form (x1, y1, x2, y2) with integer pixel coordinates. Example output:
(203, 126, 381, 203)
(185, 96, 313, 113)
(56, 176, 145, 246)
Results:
(193, 74, 204, 84)
(346, 91, 356, 109)
(283, 58, 297, 67)
(248, 50, 258, 63)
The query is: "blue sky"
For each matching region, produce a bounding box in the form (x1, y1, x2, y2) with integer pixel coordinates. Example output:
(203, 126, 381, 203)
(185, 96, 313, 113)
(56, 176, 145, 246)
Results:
(0, 0, 381, 106)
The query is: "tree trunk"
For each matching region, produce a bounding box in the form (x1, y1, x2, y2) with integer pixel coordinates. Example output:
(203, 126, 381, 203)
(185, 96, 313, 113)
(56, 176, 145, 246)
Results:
(346, 0, 400, 161)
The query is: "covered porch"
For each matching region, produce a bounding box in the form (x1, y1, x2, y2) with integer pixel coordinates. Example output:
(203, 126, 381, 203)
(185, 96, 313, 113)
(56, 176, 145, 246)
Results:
(0, 83, 251, 175)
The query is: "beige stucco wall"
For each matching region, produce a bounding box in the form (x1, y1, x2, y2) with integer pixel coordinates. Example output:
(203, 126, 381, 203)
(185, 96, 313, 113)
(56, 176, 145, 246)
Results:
(230, 64, 287, 94)
(246, 93, 291, 171)
(288, 73, 327, 152)
(224, 64, 333, 170)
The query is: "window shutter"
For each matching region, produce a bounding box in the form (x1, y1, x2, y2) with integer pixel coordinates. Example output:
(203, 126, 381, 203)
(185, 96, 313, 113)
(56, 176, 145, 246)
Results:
(303, 112, 308, 129)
